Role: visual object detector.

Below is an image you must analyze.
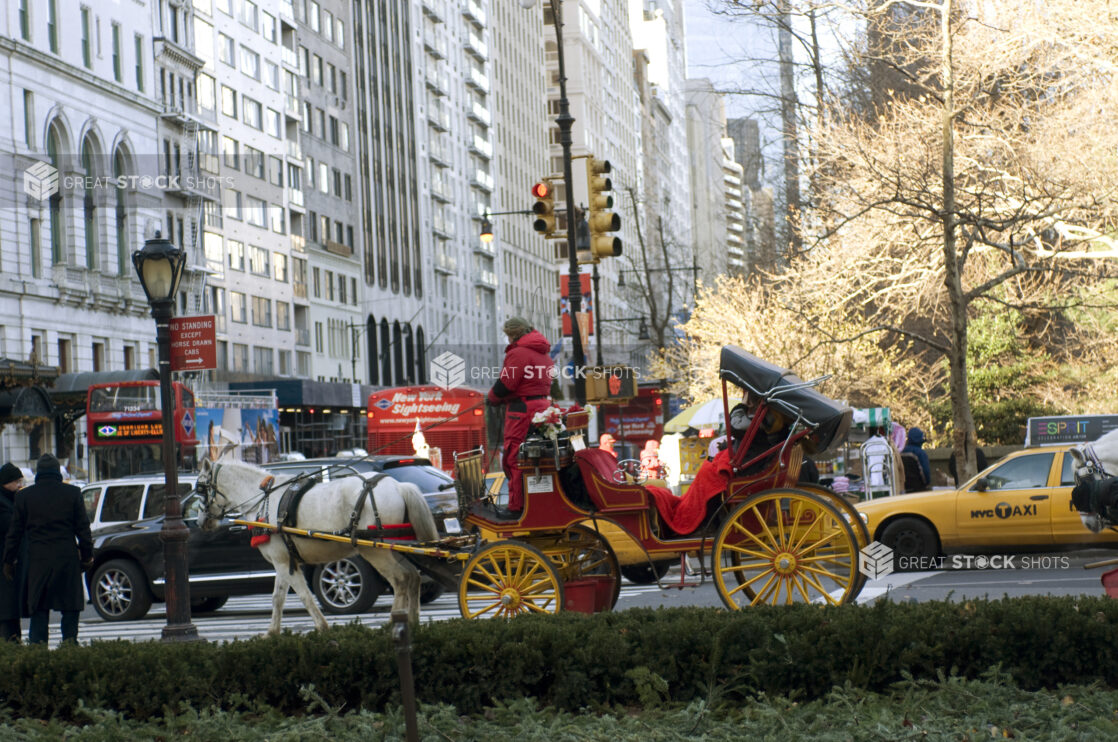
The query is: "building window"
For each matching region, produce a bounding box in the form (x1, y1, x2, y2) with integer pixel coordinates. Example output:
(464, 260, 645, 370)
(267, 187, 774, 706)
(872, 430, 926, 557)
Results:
(227, 239, 244, 270)
(261, 12, 276, 42)
(222, 136, 239, 168)
(242, 97, 262, 129)
(314, 321, 323, 352)
(29, 218, 41, 278)
(232, 343, 249, 371)
(221, 85, 237, 118)
(240, 45, 260, 80)
(134, 35, 144, 91)
(226, 189, 242, 220)
(309, 1, 320, 32)
(23, 90, 34, 148)
(325, 271, 335, 301)
(219, 33, 234, 65)
(249, 245, 270, 275)
(230, 292, 247, 323)
(111, 23, 122, 82)
(240, 0, 258, 31)
(81, 8, 92, 68)
(268, 156, 284, 186)
(92, 341, 105, 372)
(312, 266, 320, 298)
(251, 296, 272, 327)
(312, 54, 322, 86)
(244, 146, 264, 178)
(58, 338, 72, 374)
(276, 301, 290, 331)
(253, 347, 273, 375)
(18, 0, 30, 41)
(245, 196, 267, 227)
(269, 204, 286, 234)
(124, 345, 135, 370)
(278, 350, 291, 375)
(274, 252, 288, 282)
(47, 0, 59, 53)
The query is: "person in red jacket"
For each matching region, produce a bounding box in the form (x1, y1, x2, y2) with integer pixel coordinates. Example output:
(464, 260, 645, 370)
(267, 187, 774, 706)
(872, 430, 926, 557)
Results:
(488, 317, 555, 516)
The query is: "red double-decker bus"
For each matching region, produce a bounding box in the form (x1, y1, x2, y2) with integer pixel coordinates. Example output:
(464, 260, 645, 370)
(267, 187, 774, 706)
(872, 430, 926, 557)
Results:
(367, 386, 487, 473)
(86, 381, 199, 480)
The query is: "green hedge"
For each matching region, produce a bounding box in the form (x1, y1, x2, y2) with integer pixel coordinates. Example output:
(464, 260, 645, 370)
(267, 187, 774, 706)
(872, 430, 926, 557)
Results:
(3, 597, 1118, 721)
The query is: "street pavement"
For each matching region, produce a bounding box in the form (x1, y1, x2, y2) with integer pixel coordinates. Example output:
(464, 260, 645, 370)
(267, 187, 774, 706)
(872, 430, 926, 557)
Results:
(25, 550, 1115, 647)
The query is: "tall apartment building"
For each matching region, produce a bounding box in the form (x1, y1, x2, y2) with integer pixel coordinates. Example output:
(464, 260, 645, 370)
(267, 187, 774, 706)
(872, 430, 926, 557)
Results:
(411, 0, 501, 378)
(726, 116, 776, 272)
(685, 78, 730, 284)
(0, 0, 168, 468)
(489, 1, 557, 343)
(721, 137, 746, 276)
(542, 0, 642, 361)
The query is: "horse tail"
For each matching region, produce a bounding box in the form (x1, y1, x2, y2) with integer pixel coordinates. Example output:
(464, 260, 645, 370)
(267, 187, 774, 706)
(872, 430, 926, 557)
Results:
(399, 482, 439, 542)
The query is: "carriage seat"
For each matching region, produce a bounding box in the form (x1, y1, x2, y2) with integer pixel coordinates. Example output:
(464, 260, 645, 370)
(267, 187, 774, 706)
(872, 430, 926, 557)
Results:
(571, 449, 688, 535)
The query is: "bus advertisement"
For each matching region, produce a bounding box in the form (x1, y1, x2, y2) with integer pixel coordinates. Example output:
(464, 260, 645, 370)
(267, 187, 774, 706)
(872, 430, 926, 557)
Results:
(194, 391, 280, 465)
(86, 381, 199, 480)
(367, 386, 487, 472)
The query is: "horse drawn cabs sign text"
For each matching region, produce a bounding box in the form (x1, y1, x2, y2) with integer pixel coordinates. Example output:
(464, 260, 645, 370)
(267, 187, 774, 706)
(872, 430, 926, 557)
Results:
(169, 315, 217, 371)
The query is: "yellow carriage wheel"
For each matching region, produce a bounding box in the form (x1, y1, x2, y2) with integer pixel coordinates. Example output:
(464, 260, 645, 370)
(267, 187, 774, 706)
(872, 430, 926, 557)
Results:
(458, 541, 565, 619)
(792, 484, 870, 598)
(713, 489, 860, 608)
(548, 524, 622, 611)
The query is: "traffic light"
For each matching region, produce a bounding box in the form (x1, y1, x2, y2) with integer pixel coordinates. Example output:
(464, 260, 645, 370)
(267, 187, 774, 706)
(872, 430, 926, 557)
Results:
(532, 179, 556, 236)
(586, 158, 621, 259)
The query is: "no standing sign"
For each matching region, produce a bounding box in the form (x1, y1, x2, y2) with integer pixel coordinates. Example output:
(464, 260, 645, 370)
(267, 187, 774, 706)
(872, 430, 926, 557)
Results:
(170, 315, 217, 371)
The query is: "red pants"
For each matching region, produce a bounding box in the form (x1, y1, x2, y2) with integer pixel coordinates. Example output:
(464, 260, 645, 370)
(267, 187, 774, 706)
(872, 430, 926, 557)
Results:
(502, 399, 551, 511)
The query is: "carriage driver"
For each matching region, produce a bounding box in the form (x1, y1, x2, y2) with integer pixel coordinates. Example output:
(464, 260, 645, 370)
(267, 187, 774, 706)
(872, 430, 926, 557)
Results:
(487, 317, 555, 518)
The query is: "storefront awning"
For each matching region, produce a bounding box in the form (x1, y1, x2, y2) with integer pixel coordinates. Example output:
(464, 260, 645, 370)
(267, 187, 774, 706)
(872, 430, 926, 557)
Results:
(0, 358, 59, 391)
(0, 385, 54, 419)
(230, 379, 376, 408)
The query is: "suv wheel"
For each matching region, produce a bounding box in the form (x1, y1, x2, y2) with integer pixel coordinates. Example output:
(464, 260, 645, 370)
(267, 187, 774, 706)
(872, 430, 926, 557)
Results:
(419, 576, 445, 604)
(91, 559, 153, 622)
(312, 558, 386, 614)
(191, 596, 229, 615)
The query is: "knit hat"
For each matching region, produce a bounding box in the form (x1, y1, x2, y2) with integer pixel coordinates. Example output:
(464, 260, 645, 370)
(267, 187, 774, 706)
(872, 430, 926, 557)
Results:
(35, 453, 61, 477)
(907, 427, 926, 446)
(0, 463, 22, 486)
(502, 317, 532, 336)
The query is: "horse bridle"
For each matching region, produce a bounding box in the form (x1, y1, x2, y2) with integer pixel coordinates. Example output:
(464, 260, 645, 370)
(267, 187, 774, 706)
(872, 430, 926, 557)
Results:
(197, 461, 273, 523)
(1075, 443, 1112, 483)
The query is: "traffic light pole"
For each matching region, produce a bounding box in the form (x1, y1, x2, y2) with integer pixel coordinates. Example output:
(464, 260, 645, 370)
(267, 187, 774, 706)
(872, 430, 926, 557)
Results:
(550, 0, 586, 405)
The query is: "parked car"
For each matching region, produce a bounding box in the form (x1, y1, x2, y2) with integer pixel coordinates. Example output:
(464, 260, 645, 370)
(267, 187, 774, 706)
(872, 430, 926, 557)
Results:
(855, 445, 1118, 569)
(262, 456, 458, 612)
(84, 457, 458, 621)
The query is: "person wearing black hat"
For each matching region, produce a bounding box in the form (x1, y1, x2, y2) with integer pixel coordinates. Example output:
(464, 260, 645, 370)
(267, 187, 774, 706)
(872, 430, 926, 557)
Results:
(3, 454, 93, 645)
(0, 463, 28, 641)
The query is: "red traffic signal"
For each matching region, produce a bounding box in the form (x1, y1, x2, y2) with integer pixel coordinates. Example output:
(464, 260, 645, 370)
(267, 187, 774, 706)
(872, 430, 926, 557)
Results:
(531, 181, 551, 199)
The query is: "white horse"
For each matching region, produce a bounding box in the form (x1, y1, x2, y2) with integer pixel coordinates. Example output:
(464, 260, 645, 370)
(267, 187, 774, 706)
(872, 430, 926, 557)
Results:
(1069, 428, 1118, 531)
(195, 457, 438, 634)
(1070, 428, 1118, 482)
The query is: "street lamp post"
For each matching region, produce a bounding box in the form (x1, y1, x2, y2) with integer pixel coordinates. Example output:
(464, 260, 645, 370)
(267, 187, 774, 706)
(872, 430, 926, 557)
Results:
(132, 233, 198, 642)
(522, 0, 586, 404)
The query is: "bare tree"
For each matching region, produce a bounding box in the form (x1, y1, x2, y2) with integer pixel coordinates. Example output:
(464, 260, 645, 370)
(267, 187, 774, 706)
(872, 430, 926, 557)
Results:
(660, 1, 1118, 481)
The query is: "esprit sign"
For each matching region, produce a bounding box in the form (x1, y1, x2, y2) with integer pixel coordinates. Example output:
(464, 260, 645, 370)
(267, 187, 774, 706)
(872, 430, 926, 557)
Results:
(170, 315, 217, 371)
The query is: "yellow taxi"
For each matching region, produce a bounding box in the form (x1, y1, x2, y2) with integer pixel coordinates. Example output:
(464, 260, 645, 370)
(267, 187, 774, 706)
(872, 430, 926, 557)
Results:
(855, 446, 1118, 567)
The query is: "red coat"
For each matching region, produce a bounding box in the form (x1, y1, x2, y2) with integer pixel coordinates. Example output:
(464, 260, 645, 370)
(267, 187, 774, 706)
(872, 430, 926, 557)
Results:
(487, 330, 554, 405)
(489, 330, 555, 511)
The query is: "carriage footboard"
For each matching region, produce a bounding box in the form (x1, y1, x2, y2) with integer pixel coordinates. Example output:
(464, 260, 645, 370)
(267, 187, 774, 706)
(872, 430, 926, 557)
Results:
(405, 554, 463, 592)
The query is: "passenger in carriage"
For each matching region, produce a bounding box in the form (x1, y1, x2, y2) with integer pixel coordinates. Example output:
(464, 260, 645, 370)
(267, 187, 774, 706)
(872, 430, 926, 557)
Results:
(728, 395, 789, 464)
(487, 317, 555, 518)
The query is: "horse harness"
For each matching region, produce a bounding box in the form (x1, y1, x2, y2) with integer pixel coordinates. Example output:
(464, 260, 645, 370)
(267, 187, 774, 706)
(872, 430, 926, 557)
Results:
(204, 464, 410, 575)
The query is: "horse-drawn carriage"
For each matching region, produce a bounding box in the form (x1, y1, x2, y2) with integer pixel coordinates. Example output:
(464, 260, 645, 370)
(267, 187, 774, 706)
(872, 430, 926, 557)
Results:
(197, 346, 869, 631)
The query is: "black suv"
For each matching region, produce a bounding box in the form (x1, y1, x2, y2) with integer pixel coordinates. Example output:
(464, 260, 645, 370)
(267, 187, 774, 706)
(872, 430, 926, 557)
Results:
(86, 456, 457, 621)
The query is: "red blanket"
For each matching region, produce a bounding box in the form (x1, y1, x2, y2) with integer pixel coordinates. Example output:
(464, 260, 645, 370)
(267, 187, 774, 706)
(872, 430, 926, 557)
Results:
(574, 448, 733, 536)
(647, 450, 733, 535)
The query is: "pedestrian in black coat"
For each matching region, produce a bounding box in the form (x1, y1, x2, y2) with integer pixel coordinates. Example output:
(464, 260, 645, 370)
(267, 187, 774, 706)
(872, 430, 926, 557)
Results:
(0, 463, 28, 642)
(3, 454, 93, 645)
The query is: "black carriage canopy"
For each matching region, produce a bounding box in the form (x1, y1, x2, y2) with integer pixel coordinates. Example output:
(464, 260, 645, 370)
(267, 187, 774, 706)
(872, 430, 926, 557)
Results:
(718, 346, 852, 454)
